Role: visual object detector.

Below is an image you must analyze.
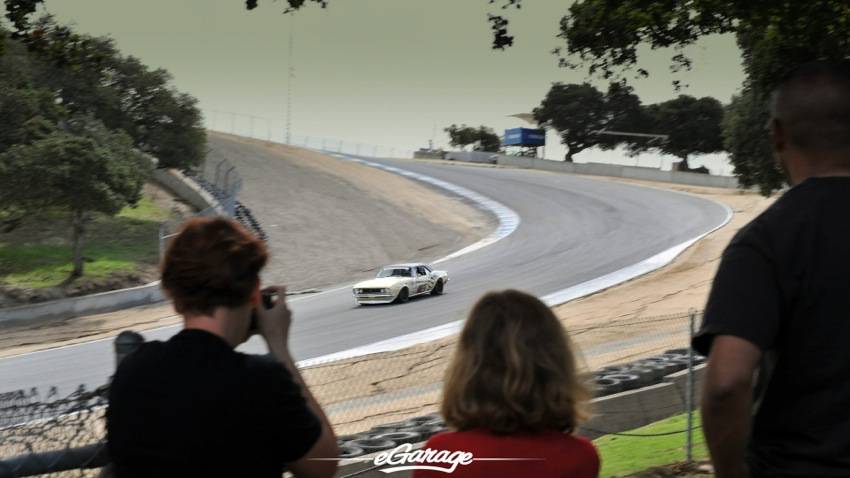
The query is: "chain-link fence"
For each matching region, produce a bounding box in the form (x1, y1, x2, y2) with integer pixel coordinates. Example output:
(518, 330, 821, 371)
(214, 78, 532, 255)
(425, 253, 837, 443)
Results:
(0, 310, 705, 476)
(300, 310, 704, 455)
(204, 110, 415, 159)
(157, 156, 267, 260)
(0, 386, 108, 477)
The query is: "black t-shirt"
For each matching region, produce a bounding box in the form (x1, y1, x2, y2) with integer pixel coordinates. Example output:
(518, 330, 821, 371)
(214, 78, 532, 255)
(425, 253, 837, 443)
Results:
(106, 329, 322, 478)
(693, 177, 850, 477)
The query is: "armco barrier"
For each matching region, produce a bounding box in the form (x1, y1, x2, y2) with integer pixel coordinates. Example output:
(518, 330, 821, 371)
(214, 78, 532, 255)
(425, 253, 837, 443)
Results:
(495, 155, 740, 189)
(0, 169, 223, 323)
(151, 168, 225, 215)
(0, 282, 165, 324)
(445, 151, 499, 164)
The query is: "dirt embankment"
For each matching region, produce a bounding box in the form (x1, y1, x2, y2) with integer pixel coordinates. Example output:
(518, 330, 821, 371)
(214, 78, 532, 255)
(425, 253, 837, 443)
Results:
(0, 136, 493, 358)
(205, 132, 493, 290)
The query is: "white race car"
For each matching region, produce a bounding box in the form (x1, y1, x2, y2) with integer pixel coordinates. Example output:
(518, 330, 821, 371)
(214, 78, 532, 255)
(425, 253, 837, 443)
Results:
(352, 263, 449, 305)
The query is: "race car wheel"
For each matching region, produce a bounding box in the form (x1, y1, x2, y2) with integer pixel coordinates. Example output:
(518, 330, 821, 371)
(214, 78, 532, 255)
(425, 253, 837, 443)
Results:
(431, 280, 444, 295)
(395, 288, 410, 303)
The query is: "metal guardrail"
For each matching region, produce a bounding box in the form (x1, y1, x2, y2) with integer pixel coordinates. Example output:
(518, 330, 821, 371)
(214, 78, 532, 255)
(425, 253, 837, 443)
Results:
(158, 156, 267, 260)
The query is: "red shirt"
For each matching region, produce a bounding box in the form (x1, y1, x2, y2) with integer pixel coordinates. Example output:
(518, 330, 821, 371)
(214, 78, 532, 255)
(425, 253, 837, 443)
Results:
(411, 428, 599, 478)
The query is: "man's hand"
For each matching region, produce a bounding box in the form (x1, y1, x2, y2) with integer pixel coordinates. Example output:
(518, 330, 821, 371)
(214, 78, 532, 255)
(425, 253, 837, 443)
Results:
(256, 285, 340, 478)
(702, 335, 762, 478)
(257, 285, 292, 353)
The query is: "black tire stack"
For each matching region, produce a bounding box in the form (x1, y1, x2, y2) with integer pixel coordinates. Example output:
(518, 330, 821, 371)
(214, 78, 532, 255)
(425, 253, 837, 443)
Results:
(335, 413, 446, 458)
(592, 349, 706, 397)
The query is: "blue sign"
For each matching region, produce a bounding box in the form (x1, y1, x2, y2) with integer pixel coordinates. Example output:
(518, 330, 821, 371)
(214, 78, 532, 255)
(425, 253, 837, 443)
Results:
(503, 128, 546, 147)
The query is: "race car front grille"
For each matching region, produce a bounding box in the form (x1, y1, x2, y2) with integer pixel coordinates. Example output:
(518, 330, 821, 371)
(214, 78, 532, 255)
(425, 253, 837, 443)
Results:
(358, 288, 384, 294)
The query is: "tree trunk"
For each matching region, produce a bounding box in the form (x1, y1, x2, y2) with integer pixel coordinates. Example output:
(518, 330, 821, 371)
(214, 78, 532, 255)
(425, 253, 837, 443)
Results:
(71, 210, 86, 278)
(564, 150, 574, 162)
(674, 156, 691, 171)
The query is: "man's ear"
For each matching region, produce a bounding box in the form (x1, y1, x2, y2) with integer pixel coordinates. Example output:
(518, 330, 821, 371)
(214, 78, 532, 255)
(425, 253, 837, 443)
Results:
(250, 281, 261, 306)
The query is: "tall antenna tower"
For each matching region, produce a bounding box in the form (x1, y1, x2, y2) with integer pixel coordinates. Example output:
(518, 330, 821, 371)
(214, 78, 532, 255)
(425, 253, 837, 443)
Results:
(286, 15, 295, 144)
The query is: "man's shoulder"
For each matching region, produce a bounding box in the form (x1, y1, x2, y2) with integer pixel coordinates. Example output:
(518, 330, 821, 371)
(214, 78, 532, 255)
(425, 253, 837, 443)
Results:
(116, 340, 168, 373)
(727, 191, 799, 251)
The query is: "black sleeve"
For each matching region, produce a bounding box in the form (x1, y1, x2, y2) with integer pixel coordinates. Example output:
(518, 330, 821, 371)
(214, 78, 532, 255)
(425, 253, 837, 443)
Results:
(252, 358, 323, 464)
(692, 230, 781, 356)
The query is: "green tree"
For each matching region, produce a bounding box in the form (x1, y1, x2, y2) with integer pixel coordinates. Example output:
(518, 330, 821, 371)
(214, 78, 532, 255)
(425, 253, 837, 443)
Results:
(534, 82, 645, 162)
(444, 124, 500, 152)
(723, 89, 783, 195)
(0, 116, 150, 278)
(0, 31, 64, 153)
(2, 9, 206, 170)
(639, 95, 725, 171)
(445, 124, 478, 150)
(534, 83, 607, 162)
(475, 126, 500, 152)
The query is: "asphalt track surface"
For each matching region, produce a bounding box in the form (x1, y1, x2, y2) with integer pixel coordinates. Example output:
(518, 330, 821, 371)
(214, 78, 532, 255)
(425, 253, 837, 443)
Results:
(0, 155, 729, 396)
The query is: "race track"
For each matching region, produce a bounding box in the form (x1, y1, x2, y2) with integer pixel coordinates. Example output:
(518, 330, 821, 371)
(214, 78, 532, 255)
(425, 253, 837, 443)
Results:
(0, 153, 729, 396)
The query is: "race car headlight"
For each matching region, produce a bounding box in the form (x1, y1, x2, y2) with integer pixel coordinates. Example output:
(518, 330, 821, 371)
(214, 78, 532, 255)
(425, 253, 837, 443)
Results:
(381, 288, 389, 294)
(354, 288, 362, 294)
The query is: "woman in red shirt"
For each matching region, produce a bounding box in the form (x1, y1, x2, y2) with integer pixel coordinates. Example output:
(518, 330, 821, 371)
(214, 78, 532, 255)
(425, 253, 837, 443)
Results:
(412, 290, 599, 478)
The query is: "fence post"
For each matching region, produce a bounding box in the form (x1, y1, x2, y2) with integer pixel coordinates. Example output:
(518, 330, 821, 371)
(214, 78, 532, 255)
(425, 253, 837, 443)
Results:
(114, 331, 144, 370)
(685, 308, 697, 463)
(214, 159, 225, 187)
(158, 223, 165, 262)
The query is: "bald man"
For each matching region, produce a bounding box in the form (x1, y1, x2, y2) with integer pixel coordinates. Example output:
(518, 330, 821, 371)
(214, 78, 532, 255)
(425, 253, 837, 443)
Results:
(694, 62, 850, 478)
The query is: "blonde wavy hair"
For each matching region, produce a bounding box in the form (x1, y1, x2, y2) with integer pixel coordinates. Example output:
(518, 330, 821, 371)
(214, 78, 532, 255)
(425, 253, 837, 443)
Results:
(441, 289, 590, 434)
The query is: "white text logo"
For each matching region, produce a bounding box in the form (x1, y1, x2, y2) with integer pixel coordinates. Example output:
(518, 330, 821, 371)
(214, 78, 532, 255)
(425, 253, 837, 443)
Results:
(374, 444, 473, 474)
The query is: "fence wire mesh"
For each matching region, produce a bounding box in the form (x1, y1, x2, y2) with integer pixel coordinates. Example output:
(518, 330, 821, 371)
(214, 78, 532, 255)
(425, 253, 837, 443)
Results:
(157, 156, 267, 260)
(204, 109, 415, 159)
(0, 386, 109, 477)
(0, 310, 705, 476)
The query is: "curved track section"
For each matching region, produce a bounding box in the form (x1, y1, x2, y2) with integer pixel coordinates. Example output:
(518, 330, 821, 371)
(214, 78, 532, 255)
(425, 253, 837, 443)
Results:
(0, 155, 730, 395)
(331, 154, 520, 264)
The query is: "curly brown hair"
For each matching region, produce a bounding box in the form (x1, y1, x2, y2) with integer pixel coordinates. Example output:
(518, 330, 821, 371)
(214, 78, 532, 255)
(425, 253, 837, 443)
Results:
(161, 217, 268, 316)
(441, 290, 590, 434)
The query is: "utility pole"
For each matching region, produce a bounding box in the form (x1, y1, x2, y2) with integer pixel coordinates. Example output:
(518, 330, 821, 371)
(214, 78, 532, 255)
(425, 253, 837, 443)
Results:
(286, 15, 295, 144)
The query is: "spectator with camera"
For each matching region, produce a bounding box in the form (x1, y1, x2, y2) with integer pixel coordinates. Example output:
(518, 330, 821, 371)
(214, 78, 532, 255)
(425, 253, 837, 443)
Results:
(413, 290, 599, 478)
(106, 217, 338, 478)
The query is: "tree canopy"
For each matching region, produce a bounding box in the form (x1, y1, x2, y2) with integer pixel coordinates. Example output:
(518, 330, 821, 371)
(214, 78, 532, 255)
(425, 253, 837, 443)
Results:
(0, 1, 204, 279)
(533, 82, 648, 162)
(636, 95, 725, 171)
(558, 0, 850, 192)
(2, 2, 206, 170)
(444, 124, 501, 152)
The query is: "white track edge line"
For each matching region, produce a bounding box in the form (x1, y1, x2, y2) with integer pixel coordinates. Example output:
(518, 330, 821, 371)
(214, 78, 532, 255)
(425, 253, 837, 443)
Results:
(328, 153, 520, 264)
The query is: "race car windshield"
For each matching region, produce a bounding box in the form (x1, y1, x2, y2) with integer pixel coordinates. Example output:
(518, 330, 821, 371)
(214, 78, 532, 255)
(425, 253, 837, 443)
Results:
(377, 268, 411, 278)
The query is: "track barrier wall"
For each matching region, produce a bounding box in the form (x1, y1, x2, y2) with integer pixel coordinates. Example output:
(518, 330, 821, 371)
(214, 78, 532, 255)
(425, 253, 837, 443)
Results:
(496, 155, 740, 189)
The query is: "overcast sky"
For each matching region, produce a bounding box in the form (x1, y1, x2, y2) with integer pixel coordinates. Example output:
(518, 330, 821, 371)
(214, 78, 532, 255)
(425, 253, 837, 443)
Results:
(32, 0, 745, 172)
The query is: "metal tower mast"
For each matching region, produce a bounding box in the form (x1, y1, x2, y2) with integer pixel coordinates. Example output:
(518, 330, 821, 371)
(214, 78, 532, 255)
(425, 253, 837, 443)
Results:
(286, 16, 294, 144)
